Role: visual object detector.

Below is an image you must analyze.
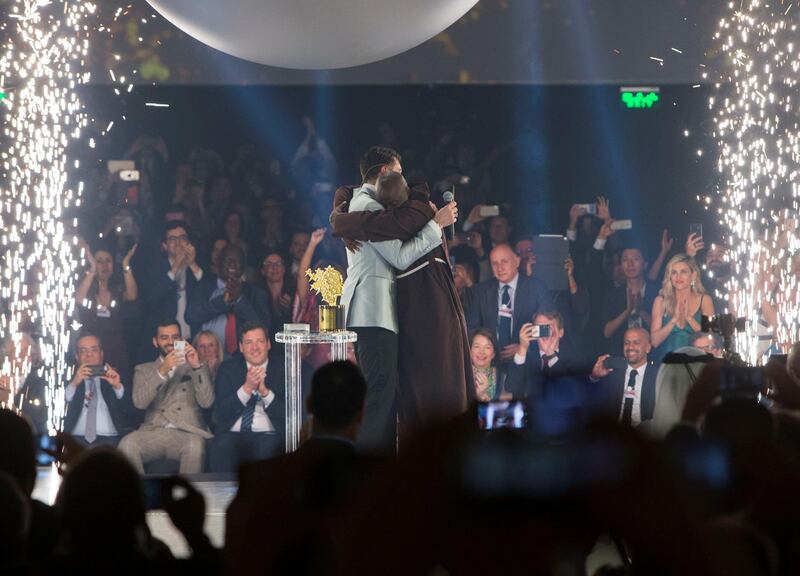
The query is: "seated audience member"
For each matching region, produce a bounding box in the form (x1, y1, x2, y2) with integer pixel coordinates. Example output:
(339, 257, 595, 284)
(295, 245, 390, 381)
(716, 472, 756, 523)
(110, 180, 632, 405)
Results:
(465, 244, 553, 370)
(603, 246, 659, 353)
(74, 242, 138, 377)
(226, 361, 367, 574)
(0, 409, 58, 564)
(193, 330, 224, 380)
(140, 221, 204, 359)
(208, 237, 228, 277)
(506, 311, 581, 399)
(119, 320, 214, 474)
(209, 322, 284, 473)
(54, 448, 217, 574)
(0, 471, 29, 574)
(651, 254, 715, 359)
(260, 250, 296, 335)
(186, 244, 271, 357)
(589, 327, 660, 427)
(690, 332, 725, 359)
(470, 329, 510, 401)
(64, 333, 131, 447)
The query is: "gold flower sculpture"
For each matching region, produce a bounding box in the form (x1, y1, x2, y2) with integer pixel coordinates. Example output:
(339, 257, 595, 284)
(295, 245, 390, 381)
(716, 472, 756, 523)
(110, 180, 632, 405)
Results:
(305, 266, 344, 306)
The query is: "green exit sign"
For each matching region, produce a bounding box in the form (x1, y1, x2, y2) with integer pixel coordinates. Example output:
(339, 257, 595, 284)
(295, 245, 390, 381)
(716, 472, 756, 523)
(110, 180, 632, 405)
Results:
(620, 87, 660, 109)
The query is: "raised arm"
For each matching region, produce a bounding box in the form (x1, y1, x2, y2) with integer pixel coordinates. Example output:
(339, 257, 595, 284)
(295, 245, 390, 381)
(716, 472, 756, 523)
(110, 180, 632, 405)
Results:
(370, 221, 443, 271)
(331, 183, 435, 242)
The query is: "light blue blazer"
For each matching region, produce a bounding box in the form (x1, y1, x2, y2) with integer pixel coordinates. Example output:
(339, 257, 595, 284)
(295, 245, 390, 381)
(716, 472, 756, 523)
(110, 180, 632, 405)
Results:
(340, 185, 442, 333)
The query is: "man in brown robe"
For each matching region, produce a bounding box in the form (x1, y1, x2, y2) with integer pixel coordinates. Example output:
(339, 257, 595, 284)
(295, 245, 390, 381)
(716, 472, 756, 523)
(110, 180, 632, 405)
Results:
(332, 174, 474, 438)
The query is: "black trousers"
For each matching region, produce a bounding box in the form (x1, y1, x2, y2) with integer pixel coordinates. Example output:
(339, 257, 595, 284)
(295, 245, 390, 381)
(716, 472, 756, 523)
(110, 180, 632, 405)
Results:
(208, 431, 283, 473)
(353, 327, 398, 455)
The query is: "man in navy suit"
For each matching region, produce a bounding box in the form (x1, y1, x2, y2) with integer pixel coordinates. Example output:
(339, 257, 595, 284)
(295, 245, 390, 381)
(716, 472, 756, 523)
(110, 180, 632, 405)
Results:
(464, 243, 553, 368)
(589, 326, 659, 427)
(63, 333, 132, 446)
(186, 244, 270, 357)
(209, 321, 284, 473)
(505, 311, 584, 400)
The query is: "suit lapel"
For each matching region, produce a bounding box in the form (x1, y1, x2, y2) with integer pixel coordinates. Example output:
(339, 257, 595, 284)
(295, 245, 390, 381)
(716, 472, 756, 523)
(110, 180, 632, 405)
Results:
(641, 362, 658, 420)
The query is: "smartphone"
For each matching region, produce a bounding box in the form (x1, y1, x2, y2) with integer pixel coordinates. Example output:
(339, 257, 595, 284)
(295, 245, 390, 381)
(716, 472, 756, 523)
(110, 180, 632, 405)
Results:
(107, 159, 135, 174)
(479, 205, 500, 218)
(88, 364, 108, 377)
(576, 203, 598, 215)
(459, 175, 471, 185)
(173, 340, 186, 364)
(529, 324, 552, 339)
(119, 169, 140, 182)
(610, 219, 633, 231)
(36, 434, 58, 466)
(477, 400, 529, 430)
(719, 365, 763, 399)
(689, 223, 703, 238)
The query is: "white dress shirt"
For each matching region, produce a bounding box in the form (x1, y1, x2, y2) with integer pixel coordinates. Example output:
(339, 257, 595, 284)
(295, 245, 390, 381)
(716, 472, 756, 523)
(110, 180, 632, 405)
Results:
(65, 377, 125, 437)
(513, 348, 560, 367)
(497, 273, 520, 334)
(231, 359, 276, 433)
(618, 363, 648, 427)
(167, 261, 203, 339)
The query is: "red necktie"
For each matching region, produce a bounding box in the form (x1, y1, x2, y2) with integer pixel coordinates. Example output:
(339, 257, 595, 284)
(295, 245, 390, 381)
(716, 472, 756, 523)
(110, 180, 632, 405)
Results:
(225, 312, 237, 354)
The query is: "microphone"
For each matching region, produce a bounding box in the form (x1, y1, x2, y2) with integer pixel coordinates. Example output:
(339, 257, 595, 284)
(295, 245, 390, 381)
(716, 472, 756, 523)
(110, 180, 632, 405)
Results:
(442, 187, 455, 240)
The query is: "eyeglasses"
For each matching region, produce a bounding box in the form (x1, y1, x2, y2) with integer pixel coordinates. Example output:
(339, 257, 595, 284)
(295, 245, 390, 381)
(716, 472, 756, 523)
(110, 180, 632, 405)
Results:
(262, 261, 284, 269)
(165, 234, 189, 244)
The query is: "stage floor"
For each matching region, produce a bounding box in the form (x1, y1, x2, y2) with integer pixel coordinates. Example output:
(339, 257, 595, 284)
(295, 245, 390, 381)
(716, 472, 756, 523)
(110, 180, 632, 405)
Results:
(33, 467, 236, 557)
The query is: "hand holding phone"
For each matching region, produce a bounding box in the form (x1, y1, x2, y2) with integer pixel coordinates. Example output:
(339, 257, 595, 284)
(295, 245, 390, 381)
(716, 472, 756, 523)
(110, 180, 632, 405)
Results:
(88, 364, 108, 377)
(479, 205, 500, 218)
(173, 340, 186, 365)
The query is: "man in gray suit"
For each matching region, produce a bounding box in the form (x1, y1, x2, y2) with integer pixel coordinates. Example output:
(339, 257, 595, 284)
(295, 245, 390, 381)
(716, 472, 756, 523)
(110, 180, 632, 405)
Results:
(119, 319, 215, 473)
(340, 147, 455, 453)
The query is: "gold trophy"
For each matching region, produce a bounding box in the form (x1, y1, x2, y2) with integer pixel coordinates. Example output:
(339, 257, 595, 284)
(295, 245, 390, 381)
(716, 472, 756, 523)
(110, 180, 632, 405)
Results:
(306, 266, 345, 332)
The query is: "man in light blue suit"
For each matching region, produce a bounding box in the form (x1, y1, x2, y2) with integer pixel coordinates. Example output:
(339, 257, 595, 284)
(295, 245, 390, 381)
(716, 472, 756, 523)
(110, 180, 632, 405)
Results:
(340, 147, 455, 453)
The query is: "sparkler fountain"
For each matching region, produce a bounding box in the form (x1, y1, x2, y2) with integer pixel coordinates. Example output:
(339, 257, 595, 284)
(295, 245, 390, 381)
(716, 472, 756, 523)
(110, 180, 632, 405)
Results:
(711, 0, 800, 364)
(0, 0, 94, 430)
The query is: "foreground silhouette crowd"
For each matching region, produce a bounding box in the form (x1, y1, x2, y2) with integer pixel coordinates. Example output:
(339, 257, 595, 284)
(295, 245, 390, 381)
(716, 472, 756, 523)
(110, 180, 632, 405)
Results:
(5, 353, 800, 575)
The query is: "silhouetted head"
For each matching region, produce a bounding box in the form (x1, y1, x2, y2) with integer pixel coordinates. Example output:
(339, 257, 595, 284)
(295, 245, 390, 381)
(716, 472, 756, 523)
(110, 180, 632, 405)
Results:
(0, 408, 36, 496)
(307, 361, 366, 437)
(56, 448, 146, 551)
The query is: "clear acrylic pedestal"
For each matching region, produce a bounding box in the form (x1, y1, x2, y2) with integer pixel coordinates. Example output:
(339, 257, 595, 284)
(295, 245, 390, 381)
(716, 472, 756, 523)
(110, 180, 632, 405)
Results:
(275, 330, 357, 452)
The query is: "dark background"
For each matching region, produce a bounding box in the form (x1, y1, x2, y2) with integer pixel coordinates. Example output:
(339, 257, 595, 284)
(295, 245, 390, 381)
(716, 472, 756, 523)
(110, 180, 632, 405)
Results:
(80, 82, 717, 258)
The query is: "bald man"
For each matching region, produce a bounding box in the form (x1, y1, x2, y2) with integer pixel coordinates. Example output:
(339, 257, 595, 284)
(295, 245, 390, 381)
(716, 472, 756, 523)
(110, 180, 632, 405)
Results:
(589, 327, 660, 427)
(464, 243, 553, 369)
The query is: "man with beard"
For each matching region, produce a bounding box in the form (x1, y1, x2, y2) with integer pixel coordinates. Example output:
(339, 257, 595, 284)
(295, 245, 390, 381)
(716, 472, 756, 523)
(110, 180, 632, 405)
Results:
(119, 319, 214, 474)
(334, 148, 450, 452)
(186, 244, 270, 358)
(589, 327, 659, 427)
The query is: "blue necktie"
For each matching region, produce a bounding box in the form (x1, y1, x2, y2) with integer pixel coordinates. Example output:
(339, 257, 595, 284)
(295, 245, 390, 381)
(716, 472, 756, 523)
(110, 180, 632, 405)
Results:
(241, 394, 258, 432)
(497, 285, 512, 349)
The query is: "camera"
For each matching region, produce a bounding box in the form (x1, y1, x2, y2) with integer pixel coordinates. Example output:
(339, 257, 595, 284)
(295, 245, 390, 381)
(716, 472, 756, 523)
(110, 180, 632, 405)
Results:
(701, 314, 746, 362)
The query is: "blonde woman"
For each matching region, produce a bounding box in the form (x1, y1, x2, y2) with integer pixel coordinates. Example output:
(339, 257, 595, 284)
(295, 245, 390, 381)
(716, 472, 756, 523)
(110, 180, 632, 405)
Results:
(650, 253, 714, 358)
